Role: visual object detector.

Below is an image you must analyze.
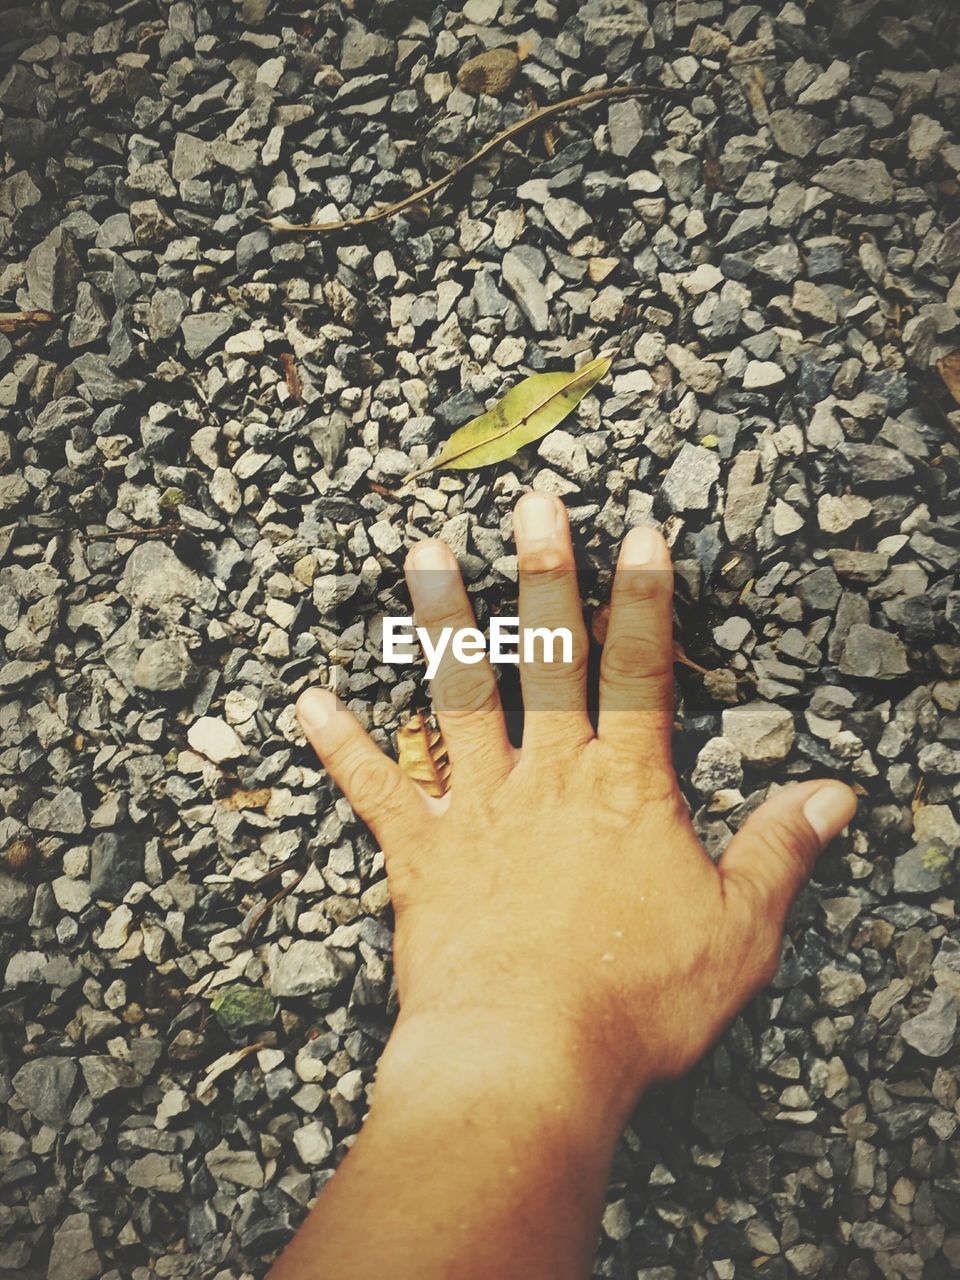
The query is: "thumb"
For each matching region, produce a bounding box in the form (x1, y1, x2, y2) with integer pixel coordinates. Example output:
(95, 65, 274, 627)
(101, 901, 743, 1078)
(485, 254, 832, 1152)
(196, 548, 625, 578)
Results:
(719, 780, 858, 936)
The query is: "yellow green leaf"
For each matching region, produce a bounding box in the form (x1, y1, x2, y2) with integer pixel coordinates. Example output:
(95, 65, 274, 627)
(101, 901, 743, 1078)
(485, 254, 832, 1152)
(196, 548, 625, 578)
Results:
(405, 350, 614, 482)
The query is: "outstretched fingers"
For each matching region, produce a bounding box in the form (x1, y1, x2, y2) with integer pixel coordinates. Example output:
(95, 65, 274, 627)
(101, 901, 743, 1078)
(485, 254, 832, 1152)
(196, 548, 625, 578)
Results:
(404, 539, 513, 785)
(297, 687, 429, 849)
(513, 492, 593, 753)
(597, 525, 675, 764)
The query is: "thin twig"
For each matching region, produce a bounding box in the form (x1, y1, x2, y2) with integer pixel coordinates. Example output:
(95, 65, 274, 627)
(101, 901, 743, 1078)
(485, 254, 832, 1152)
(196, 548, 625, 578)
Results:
(242, 871, 306, 941)
(260, 82, 694, 235)
(84, 524, 181, 540)
(0, 311, 55, 332)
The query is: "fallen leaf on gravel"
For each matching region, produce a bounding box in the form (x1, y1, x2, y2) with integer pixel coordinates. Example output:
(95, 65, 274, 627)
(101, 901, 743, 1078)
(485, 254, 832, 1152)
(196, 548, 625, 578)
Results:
(457, 47, 519, 96)
(218, 787, 272, 811)
(280, 352, 303, 403)
(397, 712, 450, 798)
(405, 351, 614, 482)
(196, 1044, 264, 1104)
(937, 351, 960, 404)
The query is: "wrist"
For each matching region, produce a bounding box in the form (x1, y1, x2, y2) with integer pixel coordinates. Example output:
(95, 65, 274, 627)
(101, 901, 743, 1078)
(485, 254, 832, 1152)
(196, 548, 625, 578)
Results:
(375, 1006, 644, 1148)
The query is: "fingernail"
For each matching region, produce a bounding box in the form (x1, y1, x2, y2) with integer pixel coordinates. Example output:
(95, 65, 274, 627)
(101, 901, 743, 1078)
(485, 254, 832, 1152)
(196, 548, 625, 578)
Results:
(410, 540, 454, 571)
(803, 783, 858, 844)
(622, 525, 661, 567)
(297, 687, 336, 732)
(515, 493, 560, 543)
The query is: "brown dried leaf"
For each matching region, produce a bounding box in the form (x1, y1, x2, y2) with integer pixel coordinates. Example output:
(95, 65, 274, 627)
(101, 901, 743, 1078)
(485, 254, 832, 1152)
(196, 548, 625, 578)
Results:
(280, 352, 303, 403)
(457, 47, 519, 97)
(3, 837, 35, 872)
(590, 602, 611, 646)
(218, 787, 272, 812)
(937, 350, 960, 405)
(397, 712, 451, 799)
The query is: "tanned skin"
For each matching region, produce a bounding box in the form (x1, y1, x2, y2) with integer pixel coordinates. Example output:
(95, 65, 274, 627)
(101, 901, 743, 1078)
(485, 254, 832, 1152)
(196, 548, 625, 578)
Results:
(268, 491, 856, 1280)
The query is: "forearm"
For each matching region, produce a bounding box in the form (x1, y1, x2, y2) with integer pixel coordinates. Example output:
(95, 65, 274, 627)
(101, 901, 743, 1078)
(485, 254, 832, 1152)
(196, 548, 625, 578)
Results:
(267, 1010, 639, 1280)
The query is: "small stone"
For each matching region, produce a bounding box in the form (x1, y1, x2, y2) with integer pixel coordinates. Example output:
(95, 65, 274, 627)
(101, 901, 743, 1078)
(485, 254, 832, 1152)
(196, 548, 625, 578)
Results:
(743, 360, 786, 389)
(837, 443, 913, 483)
(181, 311, 234, 359)
(666, 344, 722, 394)
(90, 831, 143, 900)
(543, 197, 591, 239)
(134, 638, 194, 692)
(661, 443, 721, 512)
(67, 281, 110, 348)
(12, 1057, 77, 1129)
(502, 248, 549, 332)
(172, 134, 211, 182)
(268, 940, 347, 998)
(793, 280, 837, 325)
(293, 1119, 334, 1165)
(772, 499, 804, 535)
(80, 1055, 141, 1099)
(608, 97, 646, 157)
(768, 108, 826, 158)
(211, 984, 276, 1032)
(206, 1142, 265, 1188)
(48, 1213, 100, 1280)
(187, 716, 246, 763)
(127, 1152, 184, 1192)
(0, 869, 33, 921)
(340, 18, 394, 72)
(691, 737, 744, 792)
(25, 226, 81, 311)
(814, 159, 894, 205)
(798, 59, 850, 105)
(817, 494, 872, 534)
(148, 288, 188, 341)
(785, 1243, 825, 1277)
(838, 624, 910, 679)
(693, 1088, 763, 1144)
(900, 989, 957, 1058)
(819, 966, 867, 1008)
(722, 702, 795, 764)
(713, 617, 752, 651)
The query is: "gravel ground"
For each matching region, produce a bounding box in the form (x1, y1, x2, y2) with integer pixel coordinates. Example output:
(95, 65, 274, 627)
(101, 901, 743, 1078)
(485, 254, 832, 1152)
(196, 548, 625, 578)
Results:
(2, 1, 960, 1277)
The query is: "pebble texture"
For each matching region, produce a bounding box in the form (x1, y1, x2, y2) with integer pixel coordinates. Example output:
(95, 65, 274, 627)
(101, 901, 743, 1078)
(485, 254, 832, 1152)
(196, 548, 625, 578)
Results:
(1, 2, 960, 1279)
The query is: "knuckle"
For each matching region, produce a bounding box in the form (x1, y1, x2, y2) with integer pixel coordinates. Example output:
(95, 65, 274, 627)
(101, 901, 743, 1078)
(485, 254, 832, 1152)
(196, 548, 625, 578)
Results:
(435, 665, 499, 720)
(521, 636, 589, 683)
(419, 602, 467, 632)
(756, 816, 812, 881)
(601, 639, 673, 709)
(337, 748, 406, 816)
(619, 566, 672, 605)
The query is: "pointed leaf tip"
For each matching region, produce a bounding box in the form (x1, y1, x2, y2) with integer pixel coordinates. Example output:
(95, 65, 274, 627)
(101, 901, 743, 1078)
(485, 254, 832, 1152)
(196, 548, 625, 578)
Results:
(411, 353, 613, 480)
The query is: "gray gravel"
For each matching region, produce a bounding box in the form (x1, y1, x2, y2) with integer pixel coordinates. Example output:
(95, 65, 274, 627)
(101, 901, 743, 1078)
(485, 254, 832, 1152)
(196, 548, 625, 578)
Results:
(2, 1, 960, 1278)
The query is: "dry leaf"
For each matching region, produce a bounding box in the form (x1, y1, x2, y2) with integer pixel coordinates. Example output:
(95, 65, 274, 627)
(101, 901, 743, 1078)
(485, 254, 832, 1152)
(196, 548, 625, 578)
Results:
(218, 787, 272, 811)
(280, 352, 303, 403)
(397, 712, 451, 798)
(3, 837, 35, 872)
(590, 602, 611, 646)
(404, 351, 613, 483)
(457, 47, 519, 96)
(937, 350, 960, 405)
(196, 1043, 265, 1103)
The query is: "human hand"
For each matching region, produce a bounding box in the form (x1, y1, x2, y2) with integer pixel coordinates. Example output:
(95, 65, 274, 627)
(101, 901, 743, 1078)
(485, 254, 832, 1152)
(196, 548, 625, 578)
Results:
(296, 492, 856, 1121)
